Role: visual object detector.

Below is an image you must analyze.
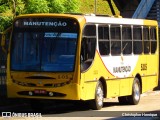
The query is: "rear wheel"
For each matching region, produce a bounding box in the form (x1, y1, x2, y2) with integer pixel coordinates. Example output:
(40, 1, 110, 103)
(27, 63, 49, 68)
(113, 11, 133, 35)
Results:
(127, 77, 141, 105)
(88, 81, 104, 110)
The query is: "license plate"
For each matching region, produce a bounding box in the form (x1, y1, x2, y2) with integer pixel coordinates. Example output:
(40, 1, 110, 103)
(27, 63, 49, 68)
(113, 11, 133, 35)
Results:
(34, 89, 47, 94)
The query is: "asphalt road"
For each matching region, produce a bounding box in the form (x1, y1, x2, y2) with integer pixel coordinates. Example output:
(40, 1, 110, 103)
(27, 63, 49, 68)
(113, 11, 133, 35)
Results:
(43, 90, 160, 119)
(0, 89, 160, 120)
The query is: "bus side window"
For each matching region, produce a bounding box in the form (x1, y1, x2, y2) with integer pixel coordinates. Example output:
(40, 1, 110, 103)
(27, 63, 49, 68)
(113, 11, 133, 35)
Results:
(111, 25, 121, 55)
(122, 26, 132, 54)
(98, 25, 110, 55)
(81, 24, 96, 72)
(143, 27, 150, 54)
(133, 26, 142, 54)
(99, 42, 109, 55)
(150, 27, 157, 54)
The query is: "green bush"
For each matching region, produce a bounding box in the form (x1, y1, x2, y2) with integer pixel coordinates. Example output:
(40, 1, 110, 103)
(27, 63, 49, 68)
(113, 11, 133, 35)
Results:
(0, 4, 9, 13)
(0, 16, 12, 32)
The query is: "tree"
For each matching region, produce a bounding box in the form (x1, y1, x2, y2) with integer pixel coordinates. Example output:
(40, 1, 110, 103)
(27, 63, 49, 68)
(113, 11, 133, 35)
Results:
(0, 1, 12, 32)
(24, 0, 49, 13)
(0, 16, 12, 32)
(63, 0, 80, 13)
(14, 0, 25, 15)
(0, 2, 9, 13)
(48, 0, 80, 13)
(0, 0, 81, 31)
(48, 0, 65, 13)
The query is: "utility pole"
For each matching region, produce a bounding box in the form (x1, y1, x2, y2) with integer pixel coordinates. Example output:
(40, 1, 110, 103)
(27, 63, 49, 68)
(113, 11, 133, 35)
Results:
(107, 0, 116, 15)
(95, 0, 97, 14)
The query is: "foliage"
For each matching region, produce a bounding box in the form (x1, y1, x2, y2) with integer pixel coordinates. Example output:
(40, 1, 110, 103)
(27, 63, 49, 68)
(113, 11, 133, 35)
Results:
(0, 0, 118, 32)
(0, 3, 9, 13)
(24, 0, 49, 14)
(63, 0, 80, 13)
(80, 0, 119, 15)
(48, 0, 80, 13)
(0, 0, 81, 31)
(0, 16, 12, 32)
(14, 0, 25, 15)
(48, 0, 65, 13)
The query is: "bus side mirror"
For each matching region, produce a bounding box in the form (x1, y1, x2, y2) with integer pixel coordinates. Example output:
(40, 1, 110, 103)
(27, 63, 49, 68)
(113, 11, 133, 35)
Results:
(1, 34, 5, 46)
(1, 33, 7, 53)
(1, 27, 12, 53)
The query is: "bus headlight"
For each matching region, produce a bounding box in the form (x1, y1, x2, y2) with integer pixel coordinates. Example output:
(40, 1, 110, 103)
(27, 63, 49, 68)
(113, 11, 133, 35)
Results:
(49, 92, 54, 96)
(29, 91, 33, 96)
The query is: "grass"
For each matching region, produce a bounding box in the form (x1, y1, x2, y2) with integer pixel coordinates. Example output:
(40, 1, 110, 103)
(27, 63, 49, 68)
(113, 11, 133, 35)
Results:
(80, 0, 119, 15)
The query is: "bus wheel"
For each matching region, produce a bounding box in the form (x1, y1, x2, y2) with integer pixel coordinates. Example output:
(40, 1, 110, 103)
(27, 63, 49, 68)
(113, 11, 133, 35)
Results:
(118, 96, 128, 105)
(127, 77, 141, 105)
(89, 81, 104, 110)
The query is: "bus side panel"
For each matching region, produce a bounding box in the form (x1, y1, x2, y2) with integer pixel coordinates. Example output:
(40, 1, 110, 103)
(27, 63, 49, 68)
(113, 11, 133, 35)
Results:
(132, 55, 148, 93)
(80, 52, 122, 100)
(106, 80, 120, 97)
(119, 78, 133, 96)
(147, 54, 159, 90)
(132, 54, 158, 94)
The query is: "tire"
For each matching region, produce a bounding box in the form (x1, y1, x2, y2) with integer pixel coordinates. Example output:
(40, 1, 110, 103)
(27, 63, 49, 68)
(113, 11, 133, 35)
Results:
(127, 77, 141, 105)
(118, 96, 129, 105)
(89, 81, 104, 110)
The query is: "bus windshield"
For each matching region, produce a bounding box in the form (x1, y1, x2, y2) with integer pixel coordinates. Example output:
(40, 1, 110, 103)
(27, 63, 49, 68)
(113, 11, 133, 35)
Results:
(11, 17, 79, 72)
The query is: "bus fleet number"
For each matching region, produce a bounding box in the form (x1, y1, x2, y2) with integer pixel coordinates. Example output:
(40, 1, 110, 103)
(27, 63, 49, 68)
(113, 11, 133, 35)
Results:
(141, 64, 147, 71)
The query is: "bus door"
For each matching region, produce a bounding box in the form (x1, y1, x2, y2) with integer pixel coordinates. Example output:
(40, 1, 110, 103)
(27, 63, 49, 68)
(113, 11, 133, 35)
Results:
(80, 24, 97, 99)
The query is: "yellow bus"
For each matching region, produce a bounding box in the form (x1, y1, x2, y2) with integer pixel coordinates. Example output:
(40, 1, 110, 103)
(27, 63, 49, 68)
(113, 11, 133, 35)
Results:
(2, 13, 159, 110)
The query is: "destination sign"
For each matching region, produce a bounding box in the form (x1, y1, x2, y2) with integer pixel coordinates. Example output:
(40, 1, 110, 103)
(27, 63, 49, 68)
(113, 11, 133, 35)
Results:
(44, 33, 77, 38)
(14, 17, 79, 32)
(23, 21, 67, 27)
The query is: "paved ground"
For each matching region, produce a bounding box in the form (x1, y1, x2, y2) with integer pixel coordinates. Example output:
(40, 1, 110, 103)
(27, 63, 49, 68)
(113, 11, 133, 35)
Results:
(0, 83, 159, 120)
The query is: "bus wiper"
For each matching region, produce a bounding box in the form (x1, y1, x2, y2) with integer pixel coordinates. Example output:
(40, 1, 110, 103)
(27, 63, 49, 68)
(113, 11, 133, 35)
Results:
(25, 76, 56, 79)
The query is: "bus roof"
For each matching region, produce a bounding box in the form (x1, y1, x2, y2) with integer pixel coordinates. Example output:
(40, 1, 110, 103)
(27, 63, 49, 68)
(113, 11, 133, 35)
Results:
(84, 15, 158, 26)
(14, 13, 158, 26)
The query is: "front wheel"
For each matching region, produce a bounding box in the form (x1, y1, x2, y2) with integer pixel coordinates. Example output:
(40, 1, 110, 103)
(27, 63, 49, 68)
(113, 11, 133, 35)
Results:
(127, 77, 141, 105)
(88, 81, 104, 110)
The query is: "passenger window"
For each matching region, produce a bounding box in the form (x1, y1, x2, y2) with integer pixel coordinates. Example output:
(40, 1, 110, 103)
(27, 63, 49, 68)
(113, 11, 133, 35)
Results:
(122, 26, 132, 54)
(143, 27, 150, 54)
(98, 25, 110, 55)
(133, 26, 142, 54)
(83, 25, 96, 36)
(150, 27, 157, 54)
(81, 25, 96, 72)
(111, 25, 121, 55)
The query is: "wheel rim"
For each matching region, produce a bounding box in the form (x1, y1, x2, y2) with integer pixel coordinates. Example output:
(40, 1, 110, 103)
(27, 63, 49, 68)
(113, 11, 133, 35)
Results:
(134, 81, 140, 101)
(96, 84, 103, 107)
